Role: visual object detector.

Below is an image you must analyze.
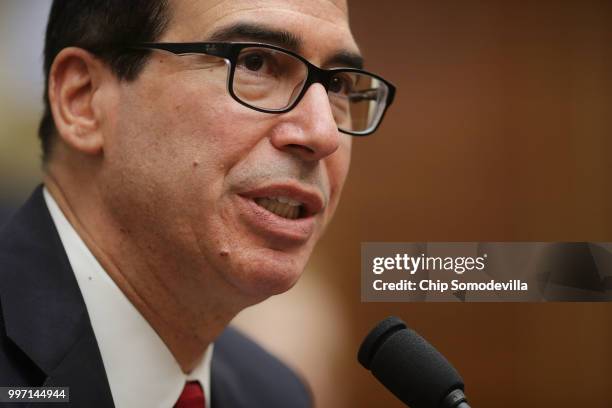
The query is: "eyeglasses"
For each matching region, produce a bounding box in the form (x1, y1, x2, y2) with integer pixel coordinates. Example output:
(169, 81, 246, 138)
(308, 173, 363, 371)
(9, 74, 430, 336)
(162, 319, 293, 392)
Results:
(129, 42, 396, 136)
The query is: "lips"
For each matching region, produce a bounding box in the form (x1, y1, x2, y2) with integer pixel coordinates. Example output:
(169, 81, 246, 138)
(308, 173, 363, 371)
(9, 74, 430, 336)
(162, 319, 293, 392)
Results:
(236, 184, 325, 243)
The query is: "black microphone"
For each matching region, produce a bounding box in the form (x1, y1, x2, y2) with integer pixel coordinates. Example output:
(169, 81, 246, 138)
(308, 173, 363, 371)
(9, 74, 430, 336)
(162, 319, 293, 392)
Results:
(358, 316, 471, 408)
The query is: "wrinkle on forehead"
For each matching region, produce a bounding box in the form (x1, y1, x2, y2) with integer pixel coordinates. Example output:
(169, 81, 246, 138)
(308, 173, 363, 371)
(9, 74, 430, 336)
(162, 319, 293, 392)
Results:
(168, 0, 351, 39)
(194, 0, 348, 19)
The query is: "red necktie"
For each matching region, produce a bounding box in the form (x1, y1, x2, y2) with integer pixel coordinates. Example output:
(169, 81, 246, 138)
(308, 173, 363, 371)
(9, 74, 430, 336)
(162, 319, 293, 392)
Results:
(174, 381, 205, 408)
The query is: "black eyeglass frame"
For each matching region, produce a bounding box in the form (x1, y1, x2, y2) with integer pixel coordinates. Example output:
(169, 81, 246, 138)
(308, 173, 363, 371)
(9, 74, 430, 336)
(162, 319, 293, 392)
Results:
(129, 42, 396, 136)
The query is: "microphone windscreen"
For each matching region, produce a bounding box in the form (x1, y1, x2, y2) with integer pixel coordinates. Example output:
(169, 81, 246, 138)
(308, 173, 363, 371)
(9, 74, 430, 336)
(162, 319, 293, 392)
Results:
(358, 316, 465, 408)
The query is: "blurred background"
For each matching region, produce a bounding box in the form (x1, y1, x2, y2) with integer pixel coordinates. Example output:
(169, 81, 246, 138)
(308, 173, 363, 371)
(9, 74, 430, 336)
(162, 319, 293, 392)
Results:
(1, 1, 611, 407)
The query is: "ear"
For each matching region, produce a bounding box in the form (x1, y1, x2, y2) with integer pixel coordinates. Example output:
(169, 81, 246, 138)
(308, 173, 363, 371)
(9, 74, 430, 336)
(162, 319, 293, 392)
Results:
(48, 47, 113, 156)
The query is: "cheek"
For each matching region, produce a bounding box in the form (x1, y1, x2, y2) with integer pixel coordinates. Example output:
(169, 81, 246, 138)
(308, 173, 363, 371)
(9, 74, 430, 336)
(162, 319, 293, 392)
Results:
(112, 79, 234, 177)
(325, 137, 352, 214)
(330, 136, 352, 191)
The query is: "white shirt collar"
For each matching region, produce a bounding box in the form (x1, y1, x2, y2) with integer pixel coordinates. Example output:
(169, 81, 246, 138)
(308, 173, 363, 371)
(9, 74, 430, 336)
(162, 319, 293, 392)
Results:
(43, 187, 212, 408)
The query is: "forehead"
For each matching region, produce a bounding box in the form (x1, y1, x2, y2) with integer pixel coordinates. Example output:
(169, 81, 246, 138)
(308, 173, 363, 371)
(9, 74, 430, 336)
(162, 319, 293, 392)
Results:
(164, 0, 358, 59)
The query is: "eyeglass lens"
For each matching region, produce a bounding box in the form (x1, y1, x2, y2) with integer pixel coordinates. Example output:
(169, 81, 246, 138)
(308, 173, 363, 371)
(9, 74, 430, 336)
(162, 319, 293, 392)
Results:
(232, 46, 389, 134)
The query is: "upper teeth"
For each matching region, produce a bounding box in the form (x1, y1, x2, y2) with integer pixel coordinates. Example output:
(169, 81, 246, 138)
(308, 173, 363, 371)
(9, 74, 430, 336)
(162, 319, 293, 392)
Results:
(254, 196, 303, 219)
(270, 196, 302, 206)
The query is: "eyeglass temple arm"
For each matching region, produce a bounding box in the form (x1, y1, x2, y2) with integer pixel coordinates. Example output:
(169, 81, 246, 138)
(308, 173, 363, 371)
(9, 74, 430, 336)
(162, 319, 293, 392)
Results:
(128, 42, 233, 59)
(348, 88, 381, 102)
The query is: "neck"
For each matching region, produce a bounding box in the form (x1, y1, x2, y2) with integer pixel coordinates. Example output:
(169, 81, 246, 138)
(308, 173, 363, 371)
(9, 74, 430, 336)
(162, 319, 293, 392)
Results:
(44, 171, 246, 373)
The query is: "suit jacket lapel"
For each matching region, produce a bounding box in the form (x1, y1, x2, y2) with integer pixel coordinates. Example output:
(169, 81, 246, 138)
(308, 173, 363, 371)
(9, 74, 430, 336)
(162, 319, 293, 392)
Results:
(0, 186, 114, 407)
(43, 321, 115, 407)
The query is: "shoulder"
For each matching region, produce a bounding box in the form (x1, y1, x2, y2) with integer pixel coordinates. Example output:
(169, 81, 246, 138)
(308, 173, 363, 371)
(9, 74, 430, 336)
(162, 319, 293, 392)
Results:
(211, 326, 312, 408)
(0, 194, 45, 386)
(0, 186, 60, 385)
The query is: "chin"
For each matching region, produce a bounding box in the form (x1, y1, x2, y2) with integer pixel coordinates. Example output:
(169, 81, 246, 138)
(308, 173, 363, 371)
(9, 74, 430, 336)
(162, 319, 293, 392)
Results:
(221, 245, 311, 300)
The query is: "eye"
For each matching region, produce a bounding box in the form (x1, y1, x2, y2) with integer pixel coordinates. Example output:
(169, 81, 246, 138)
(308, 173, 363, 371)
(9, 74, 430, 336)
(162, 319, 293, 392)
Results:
(329, 74, 354, 95)
(236, 49, 280, 77)
(243, 53, 264, 71)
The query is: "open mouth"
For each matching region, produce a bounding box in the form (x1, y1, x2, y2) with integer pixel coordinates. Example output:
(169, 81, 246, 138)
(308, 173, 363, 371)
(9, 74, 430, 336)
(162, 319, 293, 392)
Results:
(237, 186, 323, 242)
(253, 196, 306, 220)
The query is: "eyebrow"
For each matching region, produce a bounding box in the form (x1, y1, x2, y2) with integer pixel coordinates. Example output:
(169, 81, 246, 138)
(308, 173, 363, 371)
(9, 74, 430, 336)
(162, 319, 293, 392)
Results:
(206, 22, 364, 70)
(207, 22, 302, 52)
(325, 50, 364, 70)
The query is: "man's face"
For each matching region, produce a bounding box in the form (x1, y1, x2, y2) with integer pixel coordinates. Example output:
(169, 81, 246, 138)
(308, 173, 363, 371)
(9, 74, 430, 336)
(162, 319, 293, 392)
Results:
(101, 0, 356, 301)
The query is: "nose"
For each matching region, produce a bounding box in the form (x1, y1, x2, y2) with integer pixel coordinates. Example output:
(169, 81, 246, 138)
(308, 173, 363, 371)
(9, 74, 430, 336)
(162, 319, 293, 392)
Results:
(269, 83, 340, 162)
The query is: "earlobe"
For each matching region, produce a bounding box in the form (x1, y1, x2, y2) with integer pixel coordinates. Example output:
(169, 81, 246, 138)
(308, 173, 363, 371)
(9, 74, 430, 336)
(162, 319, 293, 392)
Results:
(48, 47, 109, 156)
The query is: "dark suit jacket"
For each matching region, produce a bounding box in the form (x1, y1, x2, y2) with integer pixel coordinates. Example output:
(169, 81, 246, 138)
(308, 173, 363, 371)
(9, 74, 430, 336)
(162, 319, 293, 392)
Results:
(0, 186, 311, 407)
